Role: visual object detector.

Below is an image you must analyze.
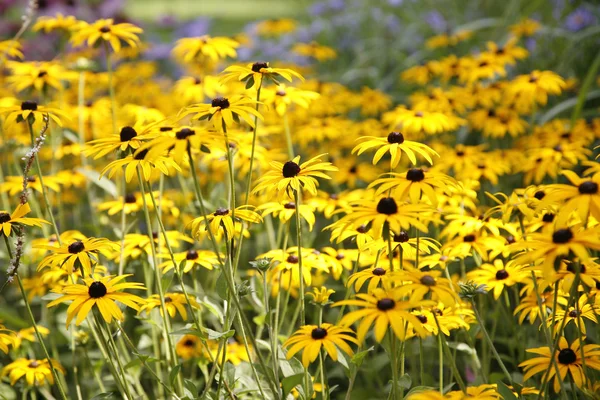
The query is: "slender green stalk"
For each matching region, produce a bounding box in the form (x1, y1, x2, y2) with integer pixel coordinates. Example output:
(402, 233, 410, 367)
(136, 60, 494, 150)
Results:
(389, 331, 399, 400)
(294, 189, 306, 326)
(470, 299, 512, 383)
(433, 314, 466, 393)
(103, 42, 117, 135)
(283, 113, 294, 158)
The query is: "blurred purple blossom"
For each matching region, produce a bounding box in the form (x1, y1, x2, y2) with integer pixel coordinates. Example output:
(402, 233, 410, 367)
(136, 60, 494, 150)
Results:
(564, 6, 597, 32)
(176, 17, 212, 38)
(425, 11, 447, 33)
(388, 0, 403, 6)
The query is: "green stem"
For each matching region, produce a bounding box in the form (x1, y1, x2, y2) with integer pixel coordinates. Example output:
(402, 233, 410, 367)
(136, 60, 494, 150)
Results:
(433, 314, 466, 393)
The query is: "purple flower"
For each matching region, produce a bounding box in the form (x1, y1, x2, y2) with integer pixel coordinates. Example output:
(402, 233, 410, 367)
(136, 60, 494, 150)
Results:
(387, 0, 403, 6)
(425, 11, 447, 34)
(176, 17, 211, 38)
(564, 6, 597, 32)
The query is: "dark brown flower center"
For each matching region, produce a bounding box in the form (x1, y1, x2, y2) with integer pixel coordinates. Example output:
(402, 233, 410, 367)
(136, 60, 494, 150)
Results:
(282, 161, 301, 178)
(387, 131, 405, 144)
(416, 315, 427, 323)
(68, 240, 85, 254)
(251, 61, 269, 72)
(406, 168, 425, 182)
(578, 181, 598, 194)
(495, 269, 509, 280)
(0, 212, 10, 223)
(283, 202, 296, 209)
(336, 253, 345, 260)
(124, 194, 137, 204)
(176, 128, 195, 140)
(372, 267, 386, 276)
(165, 296, 172, 303)
(376, 197, 398, 215)
(311, 327, 328, 339)
(214, 208, 230, 216)
(420, 275, 436, 286)
(394, 231, 409, 243)
(566, 263, 586, 274)
(552, 228, 573, 244)
(21, 101, 38, 111)
(211, 97, 230, 109)
(463, 234, 476, 242)
(28, 361, 40, 368)
(557, 348, 576, 364)
(88, 281, 107, 298)
(134, 149, 149, 160)
(38, 71, 47, 78)
(183, 339, 195, 347)
(534, 190, 545, 200)
(356, 225, 368, 233)
(160, 127, 173, 132)
(286, 255, 299, 264)
(376, 298, 395, 311)
(99, 26, 111, 33)
(186, 249, 199, 260)
(568, 310, 579, 318)
(542, 213, 555, 223)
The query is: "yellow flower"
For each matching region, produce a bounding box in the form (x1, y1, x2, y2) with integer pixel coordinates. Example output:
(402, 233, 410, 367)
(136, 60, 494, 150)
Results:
(306, 287, 335, 305)
(505, 70, 566, 112)
(0, 40, 23, 62)
(334, 288, 431, 342)
(1, 358, 64, 386)
(139, 293, 201, 320)
(353, 131, 439, 168)
(47, 274, 145, 327)
(283, 323, 358, 367)
(159, 249, 220, 273)
(292, 42, 337, 61)
(0, 100, 68, 129)
(0, 325, 16, 353)
(187, 205, 262, 239)
(370, 168, 455, 206)
(180, 96, 263, 132)
(0, 203, 48, 236)
(100, 149, 182, 182)
(510, 18, 541, 37)
(257, 200, 316, 231)
(11, 326, 50, 350)
(37, 237, 119, 276)
(6, 61, 69, 93)
(32, 13, 78, 33)
(261, 84, 320, 116)
(256, 19, 297, 36)
(253, 154, 338, 200)
(70, 18, 143, 52)
(220, 61, 304, 90)
(172, 35, 239, 63)
(384, 106, 459, 136)
(467, 259, 529, 299)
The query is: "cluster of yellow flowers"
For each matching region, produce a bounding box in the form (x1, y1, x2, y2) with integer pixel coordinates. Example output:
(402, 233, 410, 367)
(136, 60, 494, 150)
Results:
(0, 11, 599, 400)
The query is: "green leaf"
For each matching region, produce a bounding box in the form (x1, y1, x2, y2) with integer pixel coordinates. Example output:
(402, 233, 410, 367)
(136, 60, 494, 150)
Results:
(245, 76, 255, 89)
(406, 386, 437, 396)
(351, 346, 374, 367)
(124, 353, 158, 370)
(398, 374, 412, 389)
(496, 381, 518, 400)
(161, 269, 175, 293)
(169, 364, 182, 388)
(184, 379, 198, 397)
(200, 144, 211, 154)
(216, 272, 229, 300)
(200, 298, 224, 324)
(571, 53, 600, 126)
(75, 167, 117, 197)
(205, 328, 235, 341)
(282, 373, 304, 400)
(169, 327, 206, 339)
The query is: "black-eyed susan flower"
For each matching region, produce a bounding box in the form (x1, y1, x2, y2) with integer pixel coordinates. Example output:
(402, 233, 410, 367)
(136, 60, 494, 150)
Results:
(220, 61, 304, 90)
(0, 203, 48, 236)
(180, 96, 263, 132)
(283, 323, 358, 367)
(514, 287, 567, 325)
(384, 107, 457, 136)
(253, 154, 337, 200)
(137, 126, 216, 165)
(505, 70, 566, 112)
(173, 75, 223, 104)
(172, 36, 239, 63)
(370, 168, 455, 206)
(139, 293, 200, 320)
(84, 125, 148, 160)
(0, 326, 16, 354)
(6, 61, 69, 94)
(511, 226, 600, 277)
(10, 326, 50, 350)
(37, 237, 119, 276)
(261, 84, 320, 116)
(97, 193, 142, 216)
(187, 205, 262, 239)
(32, 13, 78, 34)
(70, 18, 143, 53)
(395, 267, 458, 306)
(467, 259, 529, 299)
(160, 249, 220, 273)
(176, 334, 203, 360)
(347, 265, 397, 293)
(100, 149, 181, 182)
(1, 358, 64, 386)
(257, 200, 316, 231)
(333, 196, 430, 239)
(546, 294, 598, 337)
(519, 338, 600, 393)
(353, 131, 439, 168)
(540, 170, 600, 224)
(334, 288, 430, 342)
(47, 274, 144, 327)
(0, 100, 68, 129)
(510, 18, 541, 37)
(0, 40, 23, 62)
